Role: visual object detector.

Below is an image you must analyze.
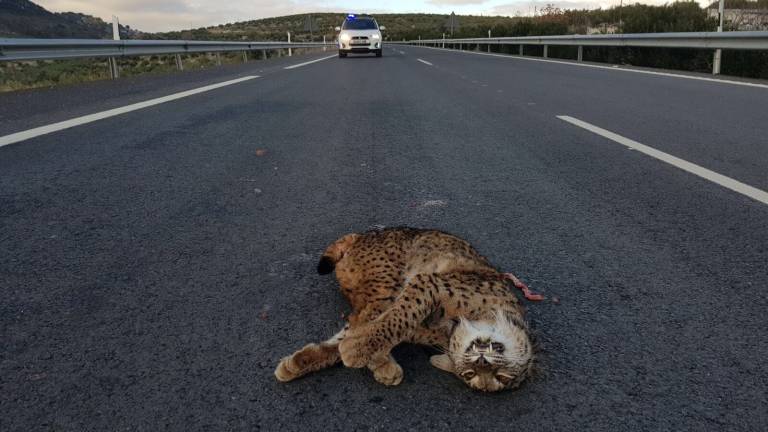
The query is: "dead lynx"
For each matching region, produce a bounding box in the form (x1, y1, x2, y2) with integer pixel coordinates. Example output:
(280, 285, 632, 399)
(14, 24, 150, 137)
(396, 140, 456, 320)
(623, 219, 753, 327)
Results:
(275, 227, 538, 392)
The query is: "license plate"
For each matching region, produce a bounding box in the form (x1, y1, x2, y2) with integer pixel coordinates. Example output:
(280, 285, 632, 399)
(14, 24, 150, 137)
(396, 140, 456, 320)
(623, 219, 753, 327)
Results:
(352, 40, 368, 45)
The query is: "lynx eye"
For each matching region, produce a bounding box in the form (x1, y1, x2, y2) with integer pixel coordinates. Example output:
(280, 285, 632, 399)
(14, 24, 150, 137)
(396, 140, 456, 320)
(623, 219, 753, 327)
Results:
(460, 370, 476, 380)
(495, 374, 514, 386)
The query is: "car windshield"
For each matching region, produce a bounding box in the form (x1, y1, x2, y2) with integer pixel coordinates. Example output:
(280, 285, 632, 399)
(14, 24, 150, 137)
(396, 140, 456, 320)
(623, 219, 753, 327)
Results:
(342, 18, 378, 30)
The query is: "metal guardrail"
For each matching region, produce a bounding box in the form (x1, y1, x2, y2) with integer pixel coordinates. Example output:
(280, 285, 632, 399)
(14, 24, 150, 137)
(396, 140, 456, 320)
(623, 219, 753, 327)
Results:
(0, 39, 335, 62)
(400, 31, 768, 74)
(404, 31, 768, 50)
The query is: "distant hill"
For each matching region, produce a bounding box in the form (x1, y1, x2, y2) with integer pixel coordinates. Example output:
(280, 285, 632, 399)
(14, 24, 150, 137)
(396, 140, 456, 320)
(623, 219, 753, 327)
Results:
(155, 13, 522, 42)
(0, 0, 140, 38)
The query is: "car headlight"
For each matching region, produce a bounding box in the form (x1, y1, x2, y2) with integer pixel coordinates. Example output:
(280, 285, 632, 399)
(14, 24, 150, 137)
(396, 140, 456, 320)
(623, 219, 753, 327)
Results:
(371, 34, 381, 40)
(339, 33, 351, 42)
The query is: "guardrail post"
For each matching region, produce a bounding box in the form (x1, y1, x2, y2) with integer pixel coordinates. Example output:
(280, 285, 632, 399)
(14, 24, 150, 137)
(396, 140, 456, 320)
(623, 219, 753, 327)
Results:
(262, 49, 268, 60)
(109, 16, 120, 79)
(713, 50, 722, 74)
(108, 57, 120, 79)
(216, 52, 222, 66)
(243, 51, 248, 63)
(713, 0, 724, 75)
(175, 53, 183, 71)
(287, 32, 292, 57)
(577, 45, 583, 62)
(519, 44, 523, 56)
(488, 30, 491, 53)
(323, 35, 326, 52)
(543, 45, 548, 58)
(712, 50, 723, 75)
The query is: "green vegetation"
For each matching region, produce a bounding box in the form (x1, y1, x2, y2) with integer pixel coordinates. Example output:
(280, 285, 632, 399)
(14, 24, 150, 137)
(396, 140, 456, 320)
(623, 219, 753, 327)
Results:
(0, 51, 288, 92)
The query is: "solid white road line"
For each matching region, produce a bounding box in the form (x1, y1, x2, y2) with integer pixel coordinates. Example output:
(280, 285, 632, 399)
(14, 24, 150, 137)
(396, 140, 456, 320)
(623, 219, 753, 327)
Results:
(284, 54, 337, 70)
(410, 45, 768, 90)
(0, 76, 260, 148)
(558, 115, 768, 206)
(417, 58, 433, 66)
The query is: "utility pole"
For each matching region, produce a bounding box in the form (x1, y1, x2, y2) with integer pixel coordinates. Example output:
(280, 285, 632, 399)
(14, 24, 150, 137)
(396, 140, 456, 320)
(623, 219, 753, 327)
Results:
(304, 15, 317, 41)
(446, 12, 459, 36)
(618, 0, 623, 33)
(713, 0, 724, 74)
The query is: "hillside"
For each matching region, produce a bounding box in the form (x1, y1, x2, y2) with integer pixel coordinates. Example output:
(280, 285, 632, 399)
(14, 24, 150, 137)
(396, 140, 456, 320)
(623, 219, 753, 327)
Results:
(156, 13, 525, 42)
(0, 0, 139, 38)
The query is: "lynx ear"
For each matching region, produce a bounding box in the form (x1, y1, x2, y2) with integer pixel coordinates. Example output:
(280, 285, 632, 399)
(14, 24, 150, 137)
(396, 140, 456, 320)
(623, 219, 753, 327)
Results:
(430, 354, 454, 373)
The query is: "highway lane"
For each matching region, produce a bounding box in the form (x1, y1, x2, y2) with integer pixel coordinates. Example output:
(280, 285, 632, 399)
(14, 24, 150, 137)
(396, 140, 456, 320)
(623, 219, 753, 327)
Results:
(2, 47, 767, 431)
(0, 50, 337, 137)
(399, 45, 768, 191)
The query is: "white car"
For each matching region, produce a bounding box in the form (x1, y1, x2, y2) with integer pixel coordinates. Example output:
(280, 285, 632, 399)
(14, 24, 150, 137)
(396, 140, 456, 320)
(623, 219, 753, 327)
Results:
(336, 14, 385, 58)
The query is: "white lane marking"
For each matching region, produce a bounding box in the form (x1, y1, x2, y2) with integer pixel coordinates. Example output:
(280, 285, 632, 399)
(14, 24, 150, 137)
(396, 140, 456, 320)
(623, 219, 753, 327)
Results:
(409, 45, 768, 90)
(417, 58, 433, 66)
(558, 115, 768, 206)
(0, 76, 260, 148)
(284, 54, 337, 70)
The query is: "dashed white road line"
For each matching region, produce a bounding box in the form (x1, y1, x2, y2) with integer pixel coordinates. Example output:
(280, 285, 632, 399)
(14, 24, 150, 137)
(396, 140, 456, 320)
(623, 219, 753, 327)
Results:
(558, 115, 768, 206)
(284, 54, 338, 70)
(417, 58, 433, 66)
(408, 45, 768, 90)
(0, 75, 260, 148)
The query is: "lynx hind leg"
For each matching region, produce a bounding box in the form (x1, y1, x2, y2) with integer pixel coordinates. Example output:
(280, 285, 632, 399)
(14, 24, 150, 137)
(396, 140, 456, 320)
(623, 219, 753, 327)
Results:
(274, 330, 344, 382)
(368, 353, 404, 386)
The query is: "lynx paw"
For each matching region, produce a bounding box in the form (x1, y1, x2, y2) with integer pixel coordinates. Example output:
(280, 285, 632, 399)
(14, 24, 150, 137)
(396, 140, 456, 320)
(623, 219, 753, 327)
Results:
(372, 361, 403, 386)
(274, 355, 300, 382)
(339, 326, 381, 368)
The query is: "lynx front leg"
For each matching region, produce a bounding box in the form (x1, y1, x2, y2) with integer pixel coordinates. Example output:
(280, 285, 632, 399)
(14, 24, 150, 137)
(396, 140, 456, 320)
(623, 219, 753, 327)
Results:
(368, 353, 404, 386)
(274, 329, 344, 382)
(339, 275, 440, 368)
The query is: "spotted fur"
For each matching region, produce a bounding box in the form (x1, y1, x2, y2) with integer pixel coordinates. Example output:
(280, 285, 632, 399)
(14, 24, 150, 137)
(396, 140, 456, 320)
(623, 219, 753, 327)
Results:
(275, 227, 535, 391)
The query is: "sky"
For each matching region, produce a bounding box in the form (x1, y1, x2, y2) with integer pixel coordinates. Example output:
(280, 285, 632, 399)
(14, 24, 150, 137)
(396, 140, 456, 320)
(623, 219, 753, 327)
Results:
(35, 0, 712, 32)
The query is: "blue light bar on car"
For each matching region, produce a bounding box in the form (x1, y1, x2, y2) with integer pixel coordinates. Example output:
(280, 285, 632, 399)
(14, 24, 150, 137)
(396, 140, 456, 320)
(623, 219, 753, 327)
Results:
(347, 14, 356, 19)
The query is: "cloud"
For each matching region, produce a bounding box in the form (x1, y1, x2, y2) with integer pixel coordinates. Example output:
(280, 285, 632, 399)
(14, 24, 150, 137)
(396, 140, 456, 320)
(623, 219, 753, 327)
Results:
(489, 0, 712, 16)
(34, 0, 342, 32)
(34, 0, 716, 31)
(426, 0, 488, 5)
(490, 0, 608, 15)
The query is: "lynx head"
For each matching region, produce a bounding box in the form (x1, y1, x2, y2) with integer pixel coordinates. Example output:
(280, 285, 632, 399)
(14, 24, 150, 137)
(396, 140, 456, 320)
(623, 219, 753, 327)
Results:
(431, 310, 534, 392)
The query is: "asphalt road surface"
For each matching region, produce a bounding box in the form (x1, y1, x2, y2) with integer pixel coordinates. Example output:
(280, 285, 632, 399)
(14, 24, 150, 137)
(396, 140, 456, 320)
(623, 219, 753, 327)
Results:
(2, 46, 767, 431)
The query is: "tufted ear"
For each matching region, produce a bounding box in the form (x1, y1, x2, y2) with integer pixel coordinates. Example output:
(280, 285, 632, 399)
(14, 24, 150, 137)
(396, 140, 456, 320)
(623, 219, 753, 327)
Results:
(430, 354, 454, 373)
